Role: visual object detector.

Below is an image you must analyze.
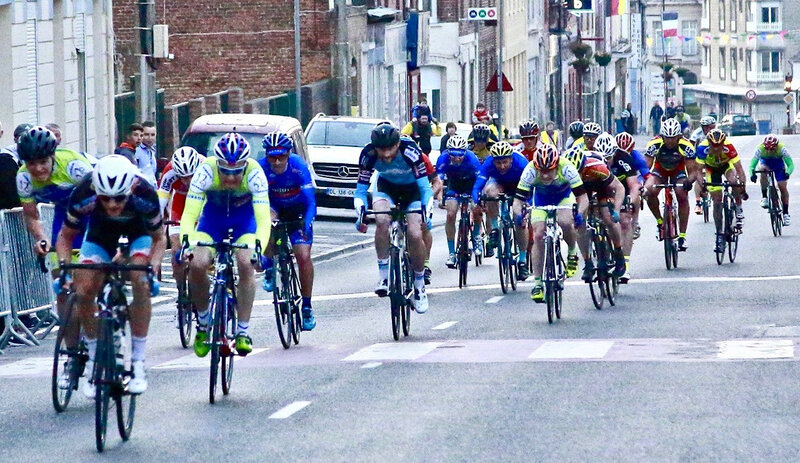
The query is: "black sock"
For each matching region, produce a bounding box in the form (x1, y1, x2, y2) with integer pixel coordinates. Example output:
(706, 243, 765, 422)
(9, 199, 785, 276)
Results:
(783, 204, 789, 215)
(762, 188, 767, 198)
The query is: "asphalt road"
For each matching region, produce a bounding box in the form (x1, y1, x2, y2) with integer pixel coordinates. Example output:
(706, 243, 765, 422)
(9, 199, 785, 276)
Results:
(2, 135, 800, 462)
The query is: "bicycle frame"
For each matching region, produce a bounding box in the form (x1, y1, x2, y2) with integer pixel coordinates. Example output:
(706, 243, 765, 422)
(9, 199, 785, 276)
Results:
(652, 183, 680, 269)
(271, 220, 304, 348)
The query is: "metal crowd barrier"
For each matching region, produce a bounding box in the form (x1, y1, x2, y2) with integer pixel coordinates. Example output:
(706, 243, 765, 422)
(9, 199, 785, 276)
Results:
(0, 204, 58, 352)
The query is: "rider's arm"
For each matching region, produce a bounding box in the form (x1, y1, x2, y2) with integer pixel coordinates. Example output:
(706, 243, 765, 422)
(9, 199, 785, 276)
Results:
(180, 162, 212, 242)
(299, 162, 317, 230)
(631, 150, 651, 179)
(16, 170, 47, 242)
(782, 147, 794, 176)
(749, 148, 762, 176)
(246, 165, 272, 247)
(354, 146, 374, 212)
(626, 176, 641, 203)
(471, 160, 492, 202)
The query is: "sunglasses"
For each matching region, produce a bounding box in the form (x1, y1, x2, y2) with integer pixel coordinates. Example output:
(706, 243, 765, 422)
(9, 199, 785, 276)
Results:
(218, 163, 246, 176)
(98, 194, 128, 203)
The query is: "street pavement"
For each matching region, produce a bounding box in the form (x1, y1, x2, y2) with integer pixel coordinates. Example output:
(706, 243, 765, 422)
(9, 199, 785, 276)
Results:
(2, 135, 800, 461)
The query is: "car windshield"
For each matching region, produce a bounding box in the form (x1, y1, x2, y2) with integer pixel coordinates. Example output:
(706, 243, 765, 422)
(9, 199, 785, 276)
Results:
(430, 127, 472, 151)
(733, 116, 752, 123)
(180, 132, 272, 162)
(306, 121, 375, 147)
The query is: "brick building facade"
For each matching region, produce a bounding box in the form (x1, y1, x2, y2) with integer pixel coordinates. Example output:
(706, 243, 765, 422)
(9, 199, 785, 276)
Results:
(113, 0, 333, 106)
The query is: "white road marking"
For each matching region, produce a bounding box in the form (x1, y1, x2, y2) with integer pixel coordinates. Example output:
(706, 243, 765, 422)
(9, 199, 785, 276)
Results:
(485, 296, 504, 304)
(152, 348, 268, 370)
(432, 321, 459, 330)
(717, 339, 794, 359)
(529, 340, 615, 360)
(0, 357, 52, 377)
(360, 362, 383, 369)
(342, 342, 443, 362)
(151, 295, 173, 305)
(269, 401, 311, 419)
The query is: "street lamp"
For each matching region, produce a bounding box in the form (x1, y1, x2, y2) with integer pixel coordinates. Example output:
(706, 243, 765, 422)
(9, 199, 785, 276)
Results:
(785, 72, 793, 130)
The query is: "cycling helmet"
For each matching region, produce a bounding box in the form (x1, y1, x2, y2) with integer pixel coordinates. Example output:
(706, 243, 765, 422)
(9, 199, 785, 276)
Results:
(615, 132, 635, 154)
(676, 105, 685, 112)
(262, 131, 294, 156)
(532, 144, 559, 170)
(563, 145, 584, 170)
(594, 133, 617, 159)
(13, 123, 33, 141)
(171, 147, 204, 177)
(661, 118, 683, 137)
(519, 120, 540, 138)
(214, 133, 251, 165)
(471, 124, 491, 142)
(17, 126, 59, 162)
(700, 116, 717, 127)
(763, 134, 779, 150)
(92, 155, 137, 196)
(583, 122, 602, 137)
(706, 129, 726, 145)
(371, 123, 400, 148)
(489, 141, 514, 158)
(446, 134, 468, 151)
(568, 121, 584, 139)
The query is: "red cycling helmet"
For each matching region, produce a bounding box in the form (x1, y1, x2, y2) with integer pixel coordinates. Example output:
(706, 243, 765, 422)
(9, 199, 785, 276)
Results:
(615, 132, 635, 154)
(532, 144, 559, 170)
(763, 134, 779, 151)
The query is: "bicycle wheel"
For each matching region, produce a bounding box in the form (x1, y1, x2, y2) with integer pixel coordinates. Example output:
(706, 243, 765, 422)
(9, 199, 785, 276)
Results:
(507, 229, 517, 291)
(273, 267, 291, 348)
(222, 288, 236, 395)
(457, 218, 469, 288)
(588, 235, 605, 310)
(178, 276, 193, 348)
(663, 213, 673, 270)
(770, 186, 782, 237)
(289, 261, 302, 345)
(52, 294, 81, 413)
(115, 392, 136, 441)
(115, 315, 135, 441)
(715, 232, 726, 265)
(389, 248, 402, 341)
(208, 286, 224, 404)
(727, 202, 739, 263)
(498, 244, 508, 295)
(669, 206, 679, 268)
(555, 248, 565, 320)
(94, 321, 111, 452)
(401, 252, 412, 337)
(544, 237, 555, 324)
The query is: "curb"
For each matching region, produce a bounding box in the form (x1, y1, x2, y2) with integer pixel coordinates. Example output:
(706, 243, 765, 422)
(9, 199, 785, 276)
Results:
(310, 221, 446, 263)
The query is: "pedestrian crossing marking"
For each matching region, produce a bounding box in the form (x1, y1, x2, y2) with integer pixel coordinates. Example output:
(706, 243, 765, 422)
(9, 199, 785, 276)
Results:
(717, 339, 794, 359)
(529, 340, 615, 360)
(342, 342, 443, 362)
(152, 348, 269, 370)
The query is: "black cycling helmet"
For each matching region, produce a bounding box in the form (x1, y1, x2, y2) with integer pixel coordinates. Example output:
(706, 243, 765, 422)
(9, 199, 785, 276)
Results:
(371, 123, 400, 148)
(13, 123, 33, 141)
(17, 126, 59, 162)
(471, 123, 492, 142)
(568, 121, 584, 139)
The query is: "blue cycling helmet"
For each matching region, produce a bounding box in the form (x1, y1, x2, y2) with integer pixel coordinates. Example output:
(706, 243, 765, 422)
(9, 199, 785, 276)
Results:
(214, 133, 250, 165)
(263, 132, 293, 156)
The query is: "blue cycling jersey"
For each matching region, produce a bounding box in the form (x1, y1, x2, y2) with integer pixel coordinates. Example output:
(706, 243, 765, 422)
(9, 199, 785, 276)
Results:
(630, 149, 650, 178)
(471, 152, 529, 202)
(259, 154, 316, 230)
(355, 139, 433, 210)
(436, 149, 481, 181)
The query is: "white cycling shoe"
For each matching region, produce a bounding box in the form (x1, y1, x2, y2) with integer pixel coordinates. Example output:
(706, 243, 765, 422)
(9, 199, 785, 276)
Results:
(81, 360, 96, 399)
(784, 214, 792, 226)
(375, 278, 389, 297)
(413, 286, 429, 314)
(128, 360, 147, 394)
(760, 198, 769, 209)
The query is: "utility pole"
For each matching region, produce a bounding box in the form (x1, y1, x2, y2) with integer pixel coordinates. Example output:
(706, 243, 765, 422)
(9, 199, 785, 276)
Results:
(661, 0, 669, 108)
(556, 1, 564, 129)
(135, 0, 156, 123)
(294, 0, 302, 123)
(496, 0, 504, 138)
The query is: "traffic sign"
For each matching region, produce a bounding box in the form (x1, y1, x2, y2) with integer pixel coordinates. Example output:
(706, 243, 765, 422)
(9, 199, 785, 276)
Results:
(466, 7, 497, 21)
(784, 93, 794, 104)
(745, 89, 757, 102)
(566, 0, 593, 12)
(486, 72, 513, 92)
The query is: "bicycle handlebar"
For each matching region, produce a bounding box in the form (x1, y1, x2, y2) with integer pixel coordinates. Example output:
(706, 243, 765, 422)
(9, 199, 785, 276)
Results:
(479, 193, 513, 202)
(37, 240, 48, 274)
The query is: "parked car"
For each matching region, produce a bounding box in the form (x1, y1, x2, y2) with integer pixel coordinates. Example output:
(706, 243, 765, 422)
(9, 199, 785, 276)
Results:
(718, 114, 757, 136)
(180, 113, 309, 164)
(429, 122, 474, 165)
(304, 114, 387, 208)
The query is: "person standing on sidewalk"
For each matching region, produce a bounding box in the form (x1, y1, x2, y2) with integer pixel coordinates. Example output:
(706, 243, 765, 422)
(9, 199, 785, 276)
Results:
(136, 121, 158, 185)
(650, 101, 664, 136)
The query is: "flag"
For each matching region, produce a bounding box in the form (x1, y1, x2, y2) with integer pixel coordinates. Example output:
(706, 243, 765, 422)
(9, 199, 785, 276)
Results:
(662, 12, 678, 38)
(611, 0, 628, 15)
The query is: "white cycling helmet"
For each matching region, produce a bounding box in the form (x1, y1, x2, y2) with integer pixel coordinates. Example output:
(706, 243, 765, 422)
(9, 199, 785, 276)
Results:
(446, 134, 468, 151)
(172, 146, 204, 177)
(661, 118, 683, 137)
(700, 116, 717, 126)
(583, 122, 602, 136)
(594, 132, 618, 159)
(92, 154, 137, 196)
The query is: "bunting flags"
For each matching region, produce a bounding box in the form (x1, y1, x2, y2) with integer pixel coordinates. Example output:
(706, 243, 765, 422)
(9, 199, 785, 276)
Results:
(642, 29, 799, 50)
(611, 0, 628, 16)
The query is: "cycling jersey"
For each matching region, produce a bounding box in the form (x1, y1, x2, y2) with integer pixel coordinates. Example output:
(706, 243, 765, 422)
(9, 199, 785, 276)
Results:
(566, 136, 585, 150)
(157, 162, 190, 222)
(644, 136, 696, 177)
(471, 152, 529, 203)
(259, 154, 316, 246)
(750, 142, 794, 181)
(17, 148, 93, 245)
(695, 140, 740, 169)
(436, 149, 481, 196)
(355, 138, 432, 211)
(689, 127, 706, 145)
(180, 157, 271, 247)
(421, 153, 437, 182)
(515, 141, 548, 162)
(468, 139, 495, 162)
(575, 151, 615, 199)
(65, 174, 162, 260)
(516, 158, 584, 222)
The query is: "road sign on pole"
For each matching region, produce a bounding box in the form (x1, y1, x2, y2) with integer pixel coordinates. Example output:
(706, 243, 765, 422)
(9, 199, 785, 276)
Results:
(745, 89, 757, 102)
(784, 93, 794, 104)
(566, 0, 593, 13)
(465, 7, 497, 20)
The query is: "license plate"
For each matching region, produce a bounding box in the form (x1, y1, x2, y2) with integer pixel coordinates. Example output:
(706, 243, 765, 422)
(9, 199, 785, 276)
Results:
(327, 188, 355, 197)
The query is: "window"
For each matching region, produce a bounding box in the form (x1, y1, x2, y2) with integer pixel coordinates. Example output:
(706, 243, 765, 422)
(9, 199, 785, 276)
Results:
(747, 50, 753, 72)
(730, 0, 736, 31)
(761, 7, 779, 23)
(653, 21, 677, 57)
(682, 20, 698, 55)
(703, 46, 711, 77)
(719, 48, 726, 79)
(720, 0, 726, 30)
(759, 51, 781, 72)
(730, 48, 737, 81)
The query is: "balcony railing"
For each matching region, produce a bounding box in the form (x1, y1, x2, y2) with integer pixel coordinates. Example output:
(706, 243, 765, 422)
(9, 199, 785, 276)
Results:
(746, 21, 782, 33)
(748, 70, 784, 82)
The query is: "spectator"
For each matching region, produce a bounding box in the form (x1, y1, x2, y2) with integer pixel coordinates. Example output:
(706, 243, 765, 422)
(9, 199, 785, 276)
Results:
(650, 101, 664, 136)
(0, 123, 33, 164)
(401, 114, 441, 155)
(439, 122, 458, 152)
(489, 113, 508, 140)
(665, 101, 677, 120)
(135, 120, 158, 185)
(411, 98, 433, 122)
(114, 123, 143, 164)
(0, 121, 21, 210)
(620, 103, 636, 134)
(540, 121, 562, 151)
(45, 123, 62, 144)
(472, 102, 489, 124)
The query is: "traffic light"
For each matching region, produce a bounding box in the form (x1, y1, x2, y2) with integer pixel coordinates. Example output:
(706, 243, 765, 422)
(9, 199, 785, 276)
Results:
(784, 73, 793, 93)
(565, 0, 593, 11)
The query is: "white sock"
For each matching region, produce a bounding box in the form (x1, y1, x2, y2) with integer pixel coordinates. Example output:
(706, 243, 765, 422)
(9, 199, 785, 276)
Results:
(197, 309, 210, 330)
(86, 338, 97, 363)
(131, 336, 147, 362)
(414, 271, 425, 290)
(378, 259, 389, 281)
(237, 320, 249, 336)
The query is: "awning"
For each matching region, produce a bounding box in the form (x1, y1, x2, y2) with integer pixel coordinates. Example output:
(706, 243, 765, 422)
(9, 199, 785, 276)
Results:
(367, 7, 400, 23)
(682, 83, 786, 97)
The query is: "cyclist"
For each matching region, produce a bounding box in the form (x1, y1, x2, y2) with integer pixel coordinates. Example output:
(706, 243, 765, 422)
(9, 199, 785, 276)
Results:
(471, 141, 529, 277)
(157, 147, 205, 309)
(564, 134, 626, 281)
(419, 149, 440, 284)
(181, 133, 271, 357)
(696, 129, 747, 252)
(751, 134, 793, 226)
(582, 122, 602, 152)
(517, 120, 542, 162)
(690, 116, 717, 214)
(468, 123, 496, 162)
(16, 127, 93, 384)
(612, 132, 650, 281)
(57, 155, 165, 397)
(354, 123, 433, 313)
(675, 105, 692, 133)
(514, 145, 587, 302)
(436, 135, 482, 268)
(565, 121, 585, 150)
(259, 132, 317, 331)
(643, 118, 698, 251)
